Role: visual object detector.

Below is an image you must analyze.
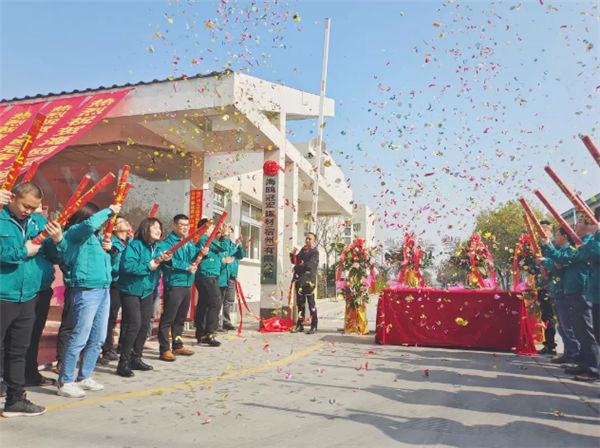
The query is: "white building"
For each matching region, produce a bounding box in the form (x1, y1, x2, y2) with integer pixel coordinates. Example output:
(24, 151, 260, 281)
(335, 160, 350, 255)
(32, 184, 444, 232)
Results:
(0, 70, 354, 320)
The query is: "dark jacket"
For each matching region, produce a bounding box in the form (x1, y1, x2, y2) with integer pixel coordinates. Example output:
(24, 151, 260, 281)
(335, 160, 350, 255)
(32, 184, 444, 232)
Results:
(291, 246, 319, 284)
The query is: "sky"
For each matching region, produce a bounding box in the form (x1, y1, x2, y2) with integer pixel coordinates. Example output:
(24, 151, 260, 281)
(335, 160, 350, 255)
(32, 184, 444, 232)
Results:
(1, 0, 599, 250)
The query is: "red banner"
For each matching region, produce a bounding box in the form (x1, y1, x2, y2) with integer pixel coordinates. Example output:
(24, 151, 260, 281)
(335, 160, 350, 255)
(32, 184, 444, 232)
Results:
(0, 101, 45, 147)
(189, 189, 203, 242)
(0, 90, 130, 182)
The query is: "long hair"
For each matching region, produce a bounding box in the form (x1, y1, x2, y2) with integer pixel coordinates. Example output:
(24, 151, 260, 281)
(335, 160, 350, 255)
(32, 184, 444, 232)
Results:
(65, 202, 99, 231)
(134, 217, 162, 243)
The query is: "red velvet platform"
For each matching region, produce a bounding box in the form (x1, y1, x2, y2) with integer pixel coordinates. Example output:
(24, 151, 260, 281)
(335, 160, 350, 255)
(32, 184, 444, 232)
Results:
(375, 287, 522, 350)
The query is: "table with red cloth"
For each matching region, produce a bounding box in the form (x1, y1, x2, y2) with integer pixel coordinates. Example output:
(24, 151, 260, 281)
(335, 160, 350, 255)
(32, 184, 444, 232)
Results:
(375, 287, 522, 350)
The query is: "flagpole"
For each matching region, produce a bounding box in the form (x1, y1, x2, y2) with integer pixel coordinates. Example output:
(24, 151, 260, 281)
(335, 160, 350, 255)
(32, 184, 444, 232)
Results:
(310, 18, 331, 233)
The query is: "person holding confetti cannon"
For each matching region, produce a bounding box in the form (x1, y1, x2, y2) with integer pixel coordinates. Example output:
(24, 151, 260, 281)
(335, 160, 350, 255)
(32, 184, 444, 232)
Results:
(158, 214, 199, 362)
(56, 201, 122, 398)
(116, 218, 172, 377)
(194, 218, 227, 347)
(101, 216, 132, 361)
(217, 223, 245, 332)
(0, 182, 63, 417)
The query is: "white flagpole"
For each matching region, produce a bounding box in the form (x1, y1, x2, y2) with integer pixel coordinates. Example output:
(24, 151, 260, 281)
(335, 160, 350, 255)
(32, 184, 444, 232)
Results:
(310, 18, 331, 233)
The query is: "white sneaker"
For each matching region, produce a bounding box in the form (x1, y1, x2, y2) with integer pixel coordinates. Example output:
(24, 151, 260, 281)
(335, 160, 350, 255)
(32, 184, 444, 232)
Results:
(57, 382, 86, 398)
(77, 377, 104, 391)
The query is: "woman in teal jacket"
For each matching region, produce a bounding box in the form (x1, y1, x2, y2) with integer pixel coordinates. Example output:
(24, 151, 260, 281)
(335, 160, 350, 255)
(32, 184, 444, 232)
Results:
(57, 202, 121, 399)
(116, 217, 171, 377)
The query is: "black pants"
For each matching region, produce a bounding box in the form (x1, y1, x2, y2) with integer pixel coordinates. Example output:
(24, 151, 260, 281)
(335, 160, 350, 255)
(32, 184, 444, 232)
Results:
(102, 283, 122, 354)
(296, 281, 317, 328)
(1, 298, 36, 404)
(592, 303, 599, 344)
(539, 290, 556, 350)
(24, 288, 53, 384)
(194, 277, 221, 339)
(119, 294, 154, 363)
(56, 287, 73, 364)
(220, 279, 236, 327)
(158, 286, 191, 354)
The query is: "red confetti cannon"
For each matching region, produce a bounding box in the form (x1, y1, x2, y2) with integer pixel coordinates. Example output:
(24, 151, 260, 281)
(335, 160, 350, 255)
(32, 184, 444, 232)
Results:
(581, 135, 600, 169)
(192, 212, 228, 267)
(64, 175, 92, 211)
(102, 166, 131, 242)
(152, 221, 210, 263)
(149, 203, 159, 217)
(0, 113, 46, 211)
(32, 172, 116, 244)
(544, 166, 598, 225)
(533, 190, 583, 245)
(519, 198, 547, 240)
(523, 214, 540, 255)
(22, 161, 40, 182)
(575, 194, 597, 224)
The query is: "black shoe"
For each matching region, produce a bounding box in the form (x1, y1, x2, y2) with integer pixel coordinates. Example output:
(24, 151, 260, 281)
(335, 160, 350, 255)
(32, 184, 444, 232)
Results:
(116, 360, 135, 377)
(538, 347, 557, 356)
(103, 350, 119, 361)
(25, 376, 56, 387)
(306, 327, 318, 335)
(204, 337, 221, 347)
(222, 324, 235, 331)
(564, 366, 587, 375)
(290, 321, 304, 333)
(551, 355, 574, 364)
(2, 394, 46, 418)
(216, 327, 227, 333)
(131, 358, 154, 371)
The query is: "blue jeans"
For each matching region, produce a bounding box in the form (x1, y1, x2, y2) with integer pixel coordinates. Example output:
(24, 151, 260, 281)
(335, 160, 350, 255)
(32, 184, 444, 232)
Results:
(59, 287, 110, 384)
(553, 298, 580, 359)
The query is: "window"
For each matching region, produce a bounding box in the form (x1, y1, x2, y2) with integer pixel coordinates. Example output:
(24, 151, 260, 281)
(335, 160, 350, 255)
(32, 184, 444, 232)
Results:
(353, 223, 361, 233)
(240, 199, 262, 260)
(213, 186, 228, 221)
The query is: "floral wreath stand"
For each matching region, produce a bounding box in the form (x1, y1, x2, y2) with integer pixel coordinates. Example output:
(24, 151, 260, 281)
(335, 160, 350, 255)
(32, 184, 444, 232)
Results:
(336, 239, 375, 335)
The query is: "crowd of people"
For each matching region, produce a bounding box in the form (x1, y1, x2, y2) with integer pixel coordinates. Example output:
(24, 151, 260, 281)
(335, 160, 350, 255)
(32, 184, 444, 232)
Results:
(533, 213, 600, 382)
(0, 182, 248, 417)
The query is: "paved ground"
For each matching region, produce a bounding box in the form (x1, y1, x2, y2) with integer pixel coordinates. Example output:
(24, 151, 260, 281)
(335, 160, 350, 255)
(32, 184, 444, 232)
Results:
(1, 298, 599, 447)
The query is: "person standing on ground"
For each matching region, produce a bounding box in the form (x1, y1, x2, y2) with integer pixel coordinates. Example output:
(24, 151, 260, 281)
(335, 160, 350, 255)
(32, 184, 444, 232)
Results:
(57, 202, 121, 398)
(194, 218, 226, 346)
(158, 214, 197, 362)
(535, 220, 557, 355)
(218, 224, 245, 331)
(0, 182, 62, 417)
(116, 218, 171, 377)
(290, 232, 320, 334)
(101, 216, 131, 361)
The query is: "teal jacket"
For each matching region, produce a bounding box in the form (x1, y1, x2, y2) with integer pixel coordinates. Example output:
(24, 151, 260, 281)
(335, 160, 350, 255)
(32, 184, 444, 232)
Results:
(30, 213, 61, 291)
(118, 238, 168, 298)
(0, 208, 55, 302)
(109, 235, 130, 283)
(542, 236, 591, 296)
(196, 234, 226, 279)
(162, 232, 198, 287)
(218, 237, 246, 287)
(64, 208, 114, 290)
(578, 230, 600, 304)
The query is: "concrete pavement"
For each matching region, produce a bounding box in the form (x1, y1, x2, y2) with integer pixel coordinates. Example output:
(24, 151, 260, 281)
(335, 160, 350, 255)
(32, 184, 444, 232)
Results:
(1, 297, 599, 447)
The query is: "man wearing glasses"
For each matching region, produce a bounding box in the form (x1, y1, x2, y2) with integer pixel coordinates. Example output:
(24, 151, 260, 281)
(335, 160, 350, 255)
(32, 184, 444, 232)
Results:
(158, 215, 197, 361)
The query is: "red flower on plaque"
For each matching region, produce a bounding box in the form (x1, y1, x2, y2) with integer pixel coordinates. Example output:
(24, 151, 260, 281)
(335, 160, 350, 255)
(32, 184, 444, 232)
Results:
(263, 160, 285, 177)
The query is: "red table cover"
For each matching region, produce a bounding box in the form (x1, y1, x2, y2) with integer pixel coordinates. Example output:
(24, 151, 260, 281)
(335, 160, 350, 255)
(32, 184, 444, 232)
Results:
(375, 288, 522, 350)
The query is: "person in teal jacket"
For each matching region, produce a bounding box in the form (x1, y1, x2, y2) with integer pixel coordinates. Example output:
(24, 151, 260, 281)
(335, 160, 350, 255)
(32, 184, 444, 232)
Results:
(101, 216, 131, 361)
(0, 182, 62, 417)
(158, 214, 199, 361)
(57, 202, 121, 399)
(218, 224, 246, 331)
(194, 218, 226, 346)
(540, 229, 581, 364)
(116, 217, 171, 377)
(542, 221, 599, 382)
(24, 210, 63, 388)
(578, 222, 600, 342)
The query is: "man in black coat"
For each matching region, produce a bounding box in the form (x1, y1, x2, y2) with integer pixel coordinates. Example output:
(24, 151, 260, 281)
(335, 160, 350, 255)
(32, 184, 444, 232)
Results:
(290, 232, 319, 334)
